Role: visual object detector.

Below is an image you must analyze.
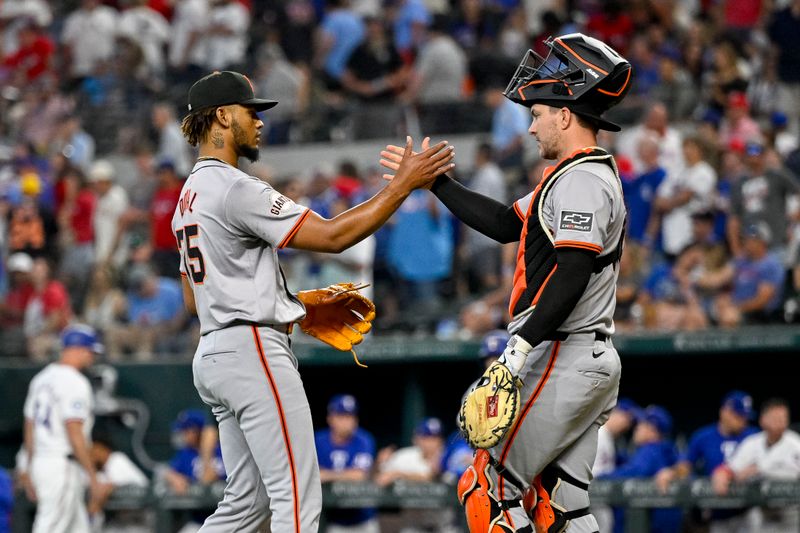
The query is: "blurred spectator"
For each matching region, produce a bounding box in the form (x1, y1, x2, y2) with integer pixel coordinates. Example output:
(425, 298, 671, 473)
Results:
(484, 81, 529, 175)
(23, 257, 72, 360)
(118, 0, 171, 80)
(617, 102, 684, 180)
(254, 43, 308, 144)
(714, 222, 785, 327)
(404, 14, 468, 133)
(768, 0, 800, 135)
(105, 263, 185, 360)
(622, 134, 667, 249)
(164, 409, 224, 492)
(83, 266, 127, 335)
(386, 190, 454, 316)
(712, 398, 800, 532)
(6, 193, 56, 260)
(477, 328, 508, 369)
(0, 18, 54, 85)
(0, 467, 9, 533)
(54, 114, 96, 172)
(151, 103, 192, 178)
(61, 0, 119, 84)
(718, 92, 761, 149)
(614, 244, 648, 331)
(167, 0, 209, 78)
(121, 160, 183, 277)
(376, 417, 446, 532)
(162, 409, 224, 531)
(90, 432, 150, 532)
(56, 165, 95, 312)
(585, 0, 633, 55)
(376, 417, 444, 486)
(655, 391, 758, 530)
(718, 0, 766, 40)
(89, 160, 129, 268)
(767, 112, 799, 158)
(200, 0, 250, 71)
(592, 398, 640, 533)
(654, 136, 717, 259)
(650, 47, 697, 120)
(392, 0, 431, 62)
(706, 42, 750, 114)
(0, 253, 34, 356)
(341, 16, 408, 139)
(671, 211, 729, 326)
(314, 0, 366, 89)
(460, 143, 506, 293)
(727, 141, 800, 257)
(315, 394, 378, 532)
(440, 430, 472, 484)
(316, 194, 376, 298)
(599, 405, 682, 533)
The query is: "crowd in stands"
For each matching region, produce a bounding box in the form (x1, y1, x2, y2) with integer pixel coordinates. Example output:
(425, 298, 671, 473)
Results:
(1, 0, 800, 358)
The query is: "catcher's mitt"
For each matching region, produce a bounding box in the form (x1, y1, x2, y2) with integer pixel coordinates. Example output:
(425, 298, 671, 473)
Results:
(297, 283, 375, 366)
(459, 362, 521, 449)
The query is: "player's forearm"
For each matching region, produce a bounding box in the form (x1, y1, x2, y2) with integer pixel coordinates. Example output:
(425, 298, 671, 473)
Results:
(516, 248, 595, 348)
(23, 418, 34, 467)
(296, 182, 411, 253)
(320, 468, 368, 482)
(430, 175, 522, 243)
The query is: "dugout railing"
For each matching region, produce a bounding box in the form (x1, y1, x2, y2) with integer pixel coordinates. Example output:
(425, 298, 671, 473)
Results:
(10, 478, 800, 532)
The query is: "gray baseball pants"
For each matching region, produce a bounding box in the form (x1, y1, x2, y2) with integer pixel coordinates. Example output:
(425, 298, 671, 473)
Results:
(193, 324, 321, 532)
(492, 334, 621, 533)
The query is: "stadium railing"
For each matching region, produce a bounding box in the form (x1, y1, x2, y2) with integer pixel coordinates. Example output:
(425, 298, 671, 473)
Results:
(11, 478, 800, 533)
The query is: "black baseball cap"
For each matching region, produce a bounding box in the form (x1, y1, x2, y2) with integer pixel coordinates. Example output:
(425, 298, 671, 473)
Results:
(187, 71, 278, 113)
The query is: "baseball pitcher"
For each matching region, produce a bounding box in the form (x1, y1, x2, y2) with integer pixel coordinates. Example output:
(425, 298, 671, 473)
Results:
(172, 70, 454, 532)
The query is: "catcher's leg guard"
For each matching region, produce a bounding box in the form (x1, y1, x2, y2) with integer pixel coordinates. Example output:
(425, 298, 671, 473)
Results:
(522, 467, 592, 533)
(458, 450, 516, 533)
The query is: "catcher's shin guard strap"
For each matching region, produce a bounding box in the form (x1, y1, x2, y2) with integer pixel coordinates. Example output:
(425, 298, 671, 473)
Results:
(458, 450, 515, 533)
(522, 468, 591, 533)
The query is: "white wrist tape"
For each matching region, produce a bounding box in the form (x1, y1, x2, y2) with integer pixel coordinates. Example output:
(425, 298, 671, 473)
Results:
(498, 334, 534, 377)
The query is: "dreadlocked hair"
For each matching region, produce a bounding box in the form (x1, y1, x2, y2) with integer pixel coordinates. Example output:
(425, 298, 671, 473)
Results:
(181, 107, 217, 147)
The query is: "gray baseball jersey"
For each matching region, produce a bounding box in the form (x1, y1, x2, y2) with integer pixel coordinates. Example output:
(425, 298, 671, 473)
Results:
(509, 161, 625, 335)
(171, 159, 309, 335)
(172, 158, 321, 532)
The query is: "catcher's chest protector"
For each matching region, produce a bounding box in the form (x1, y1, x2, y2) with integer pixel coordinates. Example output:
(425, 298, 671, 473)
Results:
(509, 148, 623, 318)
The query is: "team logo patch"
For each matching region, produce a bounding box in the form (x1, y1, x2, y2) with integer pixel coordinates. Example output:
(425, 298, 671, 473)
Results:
(487, 395, 499, 418)
(560, 211, 594, 232)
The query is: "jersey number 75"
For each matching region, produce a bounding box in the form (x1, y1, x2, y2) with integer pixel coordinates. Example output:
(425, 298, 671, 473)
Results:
(176, 224, 206, 284)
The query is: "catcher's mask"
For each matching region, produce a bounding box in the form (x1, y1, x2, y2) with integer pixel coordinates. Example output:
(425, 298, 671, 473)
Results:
(503, 33, 632, 131)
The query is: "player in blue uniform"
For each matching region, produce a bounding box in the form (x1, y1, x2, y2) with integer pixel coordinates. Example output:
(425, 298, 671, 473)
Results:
(314, 395, 377, 533)
(600, 405, 682, 533)
(654, 391, 758, 530)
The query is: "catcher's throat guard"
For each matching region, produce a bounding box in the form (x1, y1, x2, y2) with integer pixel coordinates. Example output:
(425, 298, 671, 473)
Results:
(458, 450, 515, 533)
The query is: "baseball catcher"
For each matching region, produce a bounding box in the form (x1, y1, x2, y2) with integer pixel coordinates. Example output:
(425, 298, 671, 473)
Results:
(382, 33, 631, 533)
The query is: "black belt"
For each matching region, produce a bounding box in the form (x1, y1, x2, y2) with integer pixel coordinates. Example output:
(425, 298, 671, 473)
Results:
(228, 320, 293, 334)
(547, 331, 608, 342)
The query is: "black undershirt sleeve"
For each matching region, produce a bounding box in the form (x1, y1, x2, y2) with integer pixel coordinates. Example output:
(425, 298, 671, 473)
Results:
(430, 175, 523, 244)
(516, 247, 596, 347)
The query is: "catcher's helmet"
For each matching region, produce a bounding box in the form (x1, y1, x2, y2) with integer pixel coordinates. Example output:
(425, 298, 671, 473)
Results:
(503, 33, 632, 131)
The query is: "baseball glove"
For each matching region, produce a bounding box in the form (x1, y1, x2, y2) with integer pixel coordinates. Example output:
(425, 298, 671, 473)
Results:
(459, 362, 521, 449)
(297, 283, 375, 366)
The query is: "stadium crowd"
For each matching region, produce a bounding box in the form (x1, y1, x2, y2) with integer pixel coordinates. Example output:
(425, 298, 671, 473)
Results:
(1, 0, 800, 359)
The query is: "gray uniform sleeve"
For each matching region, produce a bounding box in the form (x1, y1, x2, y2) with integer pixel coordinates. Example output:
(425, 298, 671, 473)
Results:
(549, 169, 615, 254)
(514, 192, 534, 220)
(224, 177, 310, 248)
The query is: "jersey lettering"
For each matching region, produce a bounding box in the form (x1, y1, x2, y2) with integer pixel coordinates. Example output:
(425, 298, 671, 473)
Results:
(179, 188, 197, 217)
(270, 195, 289, 216)
(176, 224, 207, 284)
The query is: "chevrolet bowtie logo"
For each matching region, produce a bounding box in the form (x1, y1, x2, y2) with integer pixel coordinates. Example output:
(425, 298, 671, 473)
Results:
(563, 213, 591, 225)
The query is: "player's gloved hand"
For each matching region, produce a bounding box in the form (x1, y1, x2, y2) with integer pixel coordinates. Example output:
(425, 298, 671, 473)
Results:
(297, 283, 375, 365)
(496, 334, 534, 378)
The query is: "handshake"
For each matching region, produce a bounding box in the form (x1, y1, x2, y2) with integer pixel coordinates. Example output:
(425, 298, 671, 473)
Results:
(458, 335, 535, 449)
